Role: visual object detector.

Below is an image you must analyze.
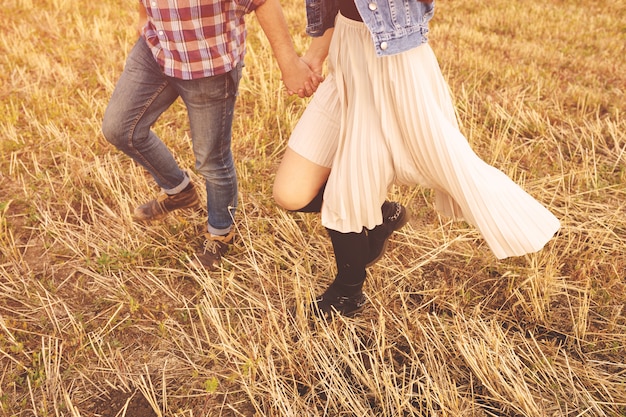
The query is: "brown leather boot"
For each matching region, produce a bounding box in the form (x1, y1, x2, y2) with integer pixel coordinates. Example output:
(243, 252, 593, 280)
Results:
(193, 230, 235, 271)
(133, 183, 200, 221)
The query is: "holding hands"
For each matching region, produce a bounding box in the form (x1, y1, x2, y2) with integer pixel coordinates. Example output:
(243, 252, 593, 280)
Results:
(254, 0, 332, 98)
(282, 57, 324, 98)
(282, 29, 333, 98)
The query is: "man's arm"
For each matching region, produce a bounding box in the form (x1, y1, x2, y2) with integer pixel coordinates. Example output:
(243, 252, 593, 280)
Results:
(254, 0, 323, 97)
(137, 2, 148, 36)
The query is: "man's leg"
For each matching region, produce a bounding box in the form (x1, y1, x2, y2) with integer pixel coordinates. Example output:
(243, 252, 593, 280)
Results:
(102, 38, 198, 220)
(102, 37, 188, 191)
(174, 63, 242, 269)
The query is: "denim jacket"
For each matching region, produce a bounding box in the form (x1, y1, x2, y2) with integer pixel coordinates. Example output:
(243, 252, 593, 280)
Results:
(305, 0, 434, 56)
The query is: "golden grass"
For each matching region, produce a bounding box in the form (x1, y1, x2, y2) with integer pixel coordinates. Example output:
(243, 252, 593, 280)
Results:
(1, 0, 625, 415)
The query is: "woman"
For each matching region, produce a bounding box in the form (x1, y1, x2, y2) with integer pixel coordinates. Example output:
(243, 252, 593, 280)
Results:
(273, 0, 560, 318)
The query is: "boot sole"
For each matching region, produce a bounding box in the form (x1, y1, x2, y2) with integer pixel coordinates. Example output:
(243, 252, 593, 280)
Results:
(132, 202, 202, 222)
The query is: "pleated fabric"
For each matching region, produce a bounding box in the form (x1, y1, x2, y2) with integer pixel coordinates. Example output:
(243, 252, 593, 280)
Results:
(287, 14, 560, 259)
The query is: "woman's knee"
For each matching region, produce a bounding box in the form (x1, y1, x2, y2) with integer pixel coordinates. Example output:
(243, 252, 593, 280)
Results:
(273, 177, 327, 212)
(273, 148, 330, 209)
(272, 182, 307, 211)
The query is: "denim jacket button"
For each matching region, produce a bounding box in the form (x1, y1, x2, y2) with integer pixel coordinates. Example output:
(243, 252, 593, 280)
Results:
(368, 2, 377, 10)
(380, 41, 388, 50)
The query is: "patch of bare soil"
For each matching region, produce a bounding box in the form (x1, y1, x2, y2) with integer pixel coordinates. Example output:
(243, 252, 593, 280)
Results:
(92, 389, 158, 417)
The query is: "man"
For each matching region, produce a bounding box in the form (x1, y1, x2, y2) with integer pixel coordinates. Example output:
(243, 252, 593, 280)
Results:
(102, 0, 321, 269)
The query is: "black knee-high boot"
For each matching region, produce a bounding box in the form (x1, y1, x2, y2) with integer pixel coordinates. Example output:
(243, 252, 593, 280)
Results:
(366, 201, 410, 266)
(287, 184, 404, 317)
(326, 228, 368, 294)
(314, 228, 368, 318)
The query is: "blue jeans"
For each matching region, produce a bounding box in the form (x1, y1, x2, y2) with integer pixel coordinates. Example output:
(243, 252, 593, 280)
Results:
(102, 38, 241, 235)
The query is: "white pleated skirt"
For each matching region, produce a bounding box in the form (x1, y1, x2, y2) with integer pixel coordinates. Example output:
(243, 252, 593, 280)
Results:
(288, 14, 560, 259)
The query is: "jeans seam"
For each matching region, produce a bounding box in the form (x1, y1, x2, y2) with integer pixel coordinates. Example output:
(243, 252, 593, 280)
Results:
(126, 80, 179, 189)
(209, 73, 237, 231)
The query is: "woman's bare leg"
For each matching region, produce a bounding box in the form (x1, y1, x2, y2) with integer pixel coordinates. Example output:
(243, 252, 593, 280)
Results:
(273, 147, 331, 211)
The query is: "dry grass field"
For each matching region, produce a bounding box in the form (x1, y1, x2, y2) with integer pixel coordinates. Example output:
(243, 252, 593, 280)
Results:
(1, 0, 625, 415)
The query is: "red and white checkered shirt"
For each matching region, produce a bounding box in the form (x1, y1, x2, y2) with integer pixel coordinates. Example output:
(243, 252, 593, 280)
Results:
(140, 0, 257, 80)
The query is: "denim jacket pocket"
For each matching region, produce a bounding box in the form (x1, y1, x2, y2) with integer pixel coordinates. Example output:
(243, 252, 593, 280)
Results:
(306, 0, 339, 37)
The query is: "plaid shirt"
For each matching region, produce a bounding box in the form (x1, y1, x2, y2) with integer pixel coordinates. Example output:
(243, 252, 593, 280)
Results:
(140, 0, 258, 80)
